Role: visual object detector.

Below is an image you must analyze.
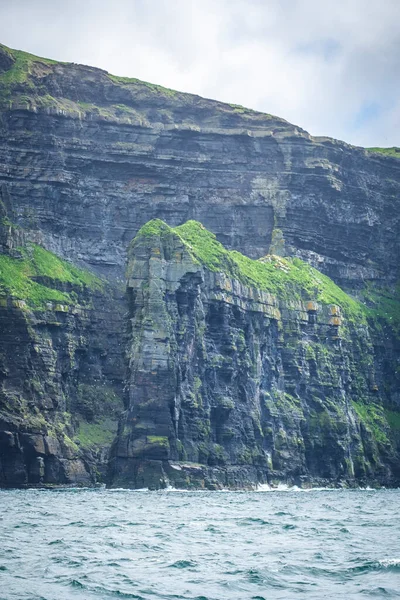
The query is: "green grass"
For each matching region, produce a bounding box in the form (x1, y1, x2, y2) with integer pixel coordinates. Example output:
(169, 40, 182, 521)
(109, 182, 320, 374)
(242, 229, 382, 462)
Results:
(227, 103, 259, 115)
(75, 418, 117, 449)
(366, 147, 400, 159)
(134, 219, 400, 333)
(134, 219, 172, 239)
(0, 44, 58, 101)
(0, 243, 102, 308)
(31, 245, 101, 288)
(0, 43, 283, 127)
(147, 435, 170, 446)
(133, 219, 367, 323)
(107, 73, 178, 98)
(0, 43, 178, 107)
(361, 283, 400, 335)
(0, 253, 70, 306)
(0, 44, 64, 109)
(0, 43, 274, 123)
(352, 401, 389, 444)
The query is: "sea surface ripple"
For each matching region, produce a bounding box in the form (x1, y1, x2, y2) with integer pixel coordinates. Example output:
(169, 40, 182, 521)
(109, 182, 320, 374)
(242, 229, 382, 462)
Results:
(0, 487, 399, 599)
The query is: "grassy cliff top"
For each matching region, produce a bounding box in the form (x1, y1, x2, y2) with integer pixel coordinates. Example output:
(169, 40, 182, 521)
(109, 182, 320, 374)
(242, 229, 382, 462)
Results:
(366, 147, 400, 159)
(0, 42, 292, 130)
(0, 43, 396, 154)
(0, 242, 103, 308)
(134, 219, 400, 331)
(133, 220, 364, 319)
(1, 42, 398, 159)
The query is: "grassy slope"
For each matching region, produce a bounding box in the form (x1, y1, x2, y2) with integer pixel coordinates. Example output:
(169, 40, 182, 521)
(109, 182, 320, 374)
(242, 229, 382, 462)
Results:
(0, 243, 102, 308)
(3, 43, 399, 154)
(366, 147, 400, 159)
(0, 43, 182, 100)
(135, 219, 373, 323)
(135, 219, 400, 336)
(0, 46, 57, 81)
(0, 43, 286, 126)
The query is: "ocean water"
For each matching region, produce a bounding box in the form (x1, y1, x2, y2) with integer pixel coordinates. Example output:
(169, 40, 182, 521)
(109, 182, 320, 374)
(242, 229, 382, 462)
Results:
(0, 488, 399, 600)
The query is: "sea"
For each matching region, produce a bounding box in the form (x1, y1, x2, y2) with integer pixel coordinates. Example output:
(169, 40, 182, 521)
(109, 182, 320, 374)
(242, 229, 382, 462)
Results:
(0, 487, 399, 600)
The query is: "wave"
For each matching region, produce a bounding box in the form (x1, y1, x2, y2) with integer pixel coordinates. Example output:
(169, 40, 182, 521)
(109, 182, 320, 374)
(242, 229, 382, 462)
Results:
(9, 483, 395, 494)
(255, 483, 338, 492)
(378, 558, 400, 569)
(105, 484, 384, 493)
(168, 559, 197, 569)
(108, 488, 149, 492)
(346, 559, 400, 574)
(255, 484, 385, 492)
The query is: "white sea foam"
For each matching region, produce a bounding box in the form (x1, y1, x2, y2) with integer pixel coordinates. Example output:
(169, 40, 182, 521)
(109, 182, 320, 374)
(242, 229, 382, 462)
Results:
(255, 483, 336, 492)
(255, 483, 384, 492)
(108, 487, 149, 492)
(104, 484, 388, 493)
(378, 558, 400, 568)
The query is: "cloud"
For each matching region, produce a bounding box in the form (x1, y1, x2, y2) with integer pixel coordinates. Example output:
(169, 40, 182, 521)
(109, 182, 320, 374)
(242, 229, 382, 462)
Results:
(0, 0, 399, 146)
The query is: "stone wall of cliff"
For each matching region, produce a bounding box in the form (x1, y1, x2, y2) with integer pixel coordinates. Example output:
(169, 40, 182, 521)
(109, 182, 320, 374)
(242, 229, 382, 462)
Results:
(0, 43, 399, 488)
(0, 43, 399, 289)
(109, 221, 400, 489)
(0, 214, 125, 486)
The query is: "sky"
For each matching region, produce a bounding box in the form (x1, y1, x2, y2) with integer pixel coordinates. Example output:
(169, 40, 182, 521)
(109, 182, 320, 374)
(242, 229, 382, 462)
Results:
(0, 0, 399, 147)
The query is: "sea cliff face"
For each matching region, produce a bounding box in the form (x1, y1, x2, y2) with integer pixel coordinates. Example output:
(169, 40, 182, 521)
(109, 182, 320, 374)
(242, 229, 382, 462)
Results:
(0, 43, 399, 488)
(0, 216, 125, 486)
(0, 43, 399, 288)
(109, 221, 400, 489)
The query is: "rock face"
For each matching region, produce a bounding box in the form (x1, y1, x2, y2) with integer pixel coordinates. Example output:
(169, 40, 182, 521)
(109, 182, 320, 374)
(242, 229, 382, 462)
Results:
(109, 221, 400, 489)
(0, 43, 399, 487)
(0, 43, 399, 288)
(0, 216, 125, 486)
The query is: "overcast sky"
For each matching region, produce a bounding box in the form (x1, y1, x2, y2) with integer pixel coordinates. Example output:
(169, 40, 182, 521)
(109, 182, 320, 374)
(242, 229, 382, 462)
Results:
(0, 0, 399, 147)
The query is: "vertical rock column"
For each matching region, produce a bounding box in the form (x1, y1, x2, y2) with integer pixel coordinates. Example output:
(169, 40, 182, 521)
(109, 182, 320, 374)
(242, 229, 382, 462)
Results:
(110, 224, 202, 487)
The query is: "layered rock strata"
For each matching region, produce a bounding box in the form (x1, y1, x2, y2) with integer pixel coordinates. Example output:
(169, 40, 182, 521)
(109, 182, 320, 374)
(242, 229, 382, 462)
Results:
(0, 216, 125, 486)
(0, 43, 399, 487)
(109, 221, 400, 489)
(0, 43, 399, 289)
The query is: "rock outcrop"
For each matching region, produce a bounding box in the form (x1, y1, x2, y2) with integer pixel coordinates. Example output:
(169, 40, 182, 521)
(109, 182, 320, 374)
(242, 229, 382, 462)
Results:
(0, 216, 125, 486)
(109, 221, 400, 489)
(0, 43, 399, 487)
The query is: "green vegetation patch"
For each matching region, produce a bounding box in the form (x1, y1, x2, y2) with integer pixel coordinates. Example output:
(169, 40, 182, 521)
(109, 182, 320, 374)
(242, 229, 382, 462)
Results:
(0, 243, 102, 308)
(366, 147, 400, 159)
(0, 44, 280, 126)
(76, 383, 123, 421)
(0, 45, 56, 86)
(147, 435, 170, 448)
(0, 253, 69, 307)
(133, 219, 367, 322)
(361, 283, 400, 336)
(107, 73, 178, 98)
(31, 245, 101, 288)
(134, 219, 173, 239)
(75, 418, 117, 449)
(352, 401, 390, 445)
(0, 44, 59, 104)
(133, 219, 400, 334)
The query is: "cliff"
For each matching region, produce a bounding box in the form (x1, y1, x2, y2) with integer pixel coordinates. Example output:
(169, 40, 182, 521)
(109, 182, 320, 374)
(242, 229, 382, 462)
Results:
(0, 43, 399, 288)
(109, 220, 400, 489)
(0, 42, 399, 488)
(0, 215, 125, 485)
